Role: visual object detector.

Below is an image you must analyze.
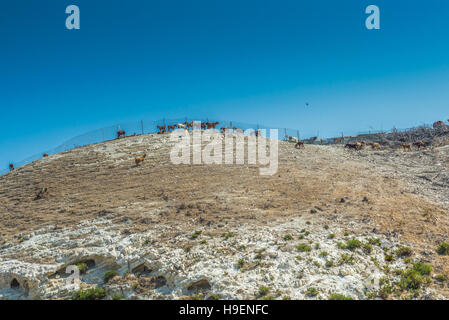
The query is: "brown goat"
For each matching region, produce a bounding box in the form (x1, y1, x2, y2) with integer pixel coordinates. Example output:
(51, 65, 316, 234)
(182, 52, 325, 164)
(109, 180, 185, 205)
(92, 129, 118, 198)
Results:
(368, 142, 381, 150)
(295, 141, 305, 149)
(345, 141, 365, 151)
(157, 125, 166, 134)
(413, 141, 427, 149)
(9, 164, 14, 171)
(333, 137, 344, 144)
(117, 130, 126, 139)
(43, 153, 49, 157)
(135, 154, 147, 166)
(401, 143, 411, 151)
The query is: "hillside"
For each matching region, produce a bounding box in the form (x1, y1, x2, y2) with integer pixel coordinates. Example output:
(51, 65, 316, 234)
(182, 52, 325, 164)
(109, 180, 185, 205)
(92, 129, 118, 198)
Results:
(0, 132, 448, 300)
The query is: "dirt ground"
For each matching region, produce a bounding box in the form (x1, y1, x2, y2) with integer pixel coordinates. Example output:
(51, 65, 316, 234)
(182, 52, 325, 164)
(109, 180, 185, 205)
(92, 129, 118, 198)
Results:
(0, 132, 448, 298)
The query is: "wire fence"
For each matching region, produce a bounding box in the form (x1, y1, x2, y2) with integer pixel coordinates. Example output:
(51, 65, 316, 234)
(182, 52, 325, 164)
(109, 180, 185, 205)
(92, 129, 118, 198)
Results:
(1, 117, 447, 176)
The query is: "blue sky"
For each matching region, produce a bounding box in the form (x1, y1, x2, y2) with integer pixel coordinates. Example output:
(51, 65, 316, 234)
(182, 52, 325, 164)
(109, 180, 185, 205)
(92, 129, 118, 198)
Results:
(1, 0, 449, 169)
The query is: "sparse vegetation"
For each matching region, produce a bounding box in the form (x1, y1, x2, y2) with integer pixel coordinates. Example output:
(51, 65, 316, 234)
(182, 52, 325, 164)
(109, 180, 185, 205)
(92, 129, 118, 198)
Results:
(338, 253, 354, 265)
(236, 259, 246, 269)
(329, 293, 353, 300)
(398, 262, 432, 291)
(103, 270, 118, 283)
(367, 238, 381, 246)
(72, 287, 107, 300)
(396, 247, 413, 258)
(319, 251, 328, 257)
(76, 263, 88, 274)
(384, 253, 394, 262)
(437, 242, 449, 255)
(435, 274, 447, 283)
(223, 232, 235, 240)
(295, 243, 312, 252)
(258, 286, 270, 297)
(305, 287, 318, 297)
(190, 230, 202, 239)
(344, 239, 361, 251)
(363, 243, 373, 254)
(283, 234, 293, 241)
(325, 260, 334, 268)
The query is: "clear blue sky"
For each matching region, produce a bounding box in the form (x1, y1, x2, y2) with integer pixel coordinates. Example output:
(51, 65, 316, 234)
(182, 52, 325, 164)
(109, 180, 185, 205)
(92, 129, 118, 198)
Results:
(1, 0, 449, 170)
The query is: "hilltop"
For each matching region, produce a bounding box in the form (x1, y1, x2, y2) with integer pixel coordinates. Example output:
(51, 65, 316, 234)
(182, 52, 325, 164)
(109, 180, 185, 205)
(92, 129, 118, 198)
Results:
(0, 131, 448, 300)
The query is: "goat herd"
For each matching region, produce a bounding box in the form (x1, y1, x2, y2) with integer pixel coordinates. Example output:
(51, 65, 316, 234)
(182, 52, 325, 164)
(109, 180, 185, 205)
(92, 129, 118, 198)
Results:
(155, 121, 219, 134)
(7, 119, 447, 172)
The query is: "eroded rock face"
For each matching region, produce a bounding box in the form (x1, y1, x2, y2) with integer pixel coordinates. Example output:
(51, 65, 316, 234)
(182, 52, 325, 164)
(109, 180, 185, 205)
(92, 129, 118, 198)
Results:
(187, 278, 211, 291)
(0, 215, 444, 300)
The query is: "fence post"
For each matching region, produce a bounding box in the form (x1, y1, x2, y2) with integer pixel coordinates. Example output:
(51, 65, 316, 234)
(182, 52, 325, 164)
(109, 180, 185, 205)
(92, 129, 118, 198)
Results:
(102, 128, 104, 141)
(141, 120, 144, 135)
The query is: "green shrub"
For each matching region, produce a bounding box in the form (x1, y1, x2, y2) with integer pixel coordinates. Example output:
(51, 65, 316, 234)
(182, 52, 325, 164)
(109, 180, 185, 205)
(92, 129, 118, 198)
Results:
(319, 251, 328, 257)
(190, 230, 202, 239)
(367, 238, 381, 246)
(384, 253, 394, 262)
(363, 243, 373, 254)
(329, 293, 353, 300)
(435, 274, 447, 283)
(412, 261, 432, 275)
(339, 253, 354, 265)
(378, 283, 394, 299)
(328, 233, 335, 239)
(236, 259, 245, 269)
(295, 244, 312, 252)
(437, 242, 449, 255)
(396, 247, 413, 258)
(283, 234, 293, 241)
(112, 294, 123, 300)
(398, 269, 425, 290)
(305, 287, 318, 297)
(72, 287, 107, 300)
(398, 262, 432, 291)
(223, 232, 235, 240)
(258, 286, 270, 296)
(76, 263, 88, 274)
(345, 239, 361, 251)
(325, 260, 334, 268)
(103, 270, 118, 283)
